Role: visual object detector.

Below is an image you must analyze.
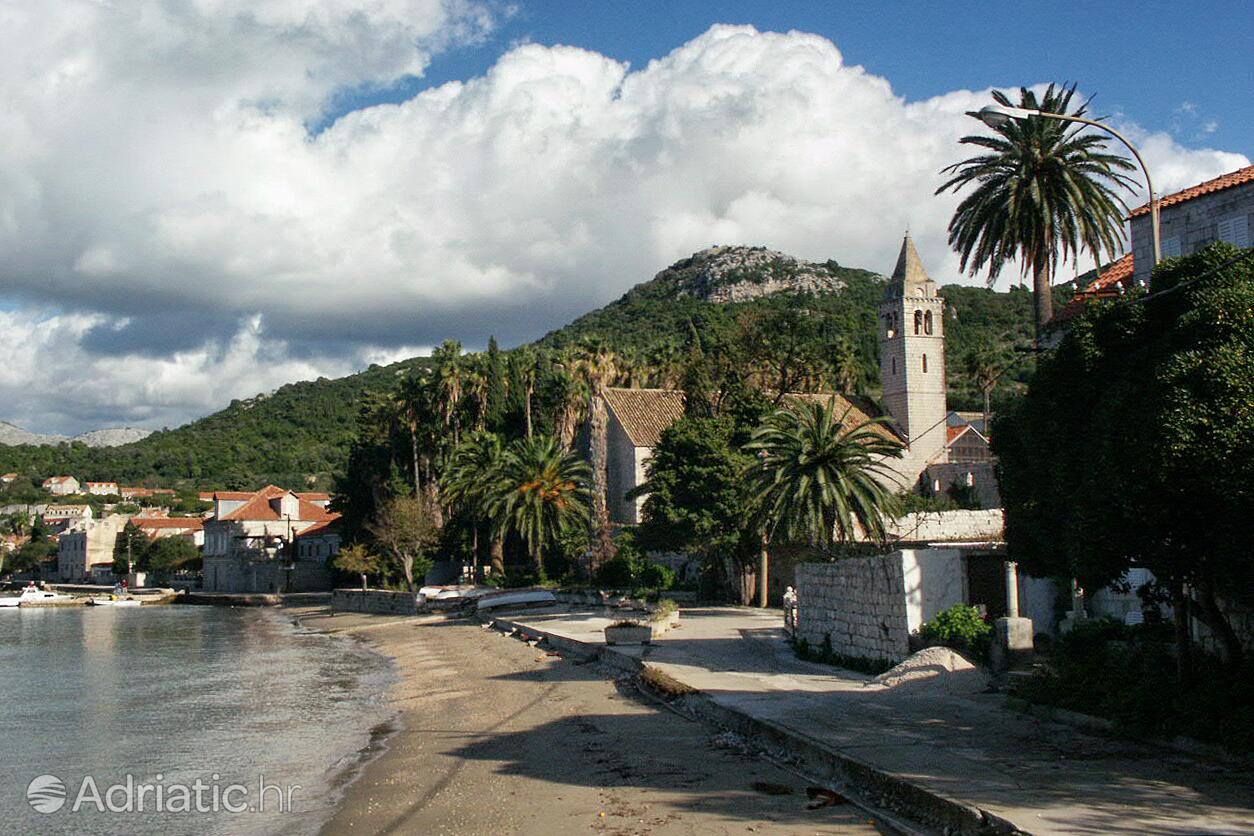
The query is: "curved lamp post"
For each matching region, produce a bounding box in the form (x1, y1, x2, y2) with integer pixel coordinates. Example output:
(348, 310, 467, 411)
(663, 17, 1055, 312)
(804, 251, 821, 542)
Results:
(974, 104, 1161, 268)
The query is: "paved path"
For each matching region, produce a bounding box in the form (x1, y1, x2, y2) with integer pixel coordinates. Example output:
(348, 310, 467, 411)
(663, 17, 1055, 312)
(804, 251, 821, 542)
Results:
(506, 606, 1254, 836)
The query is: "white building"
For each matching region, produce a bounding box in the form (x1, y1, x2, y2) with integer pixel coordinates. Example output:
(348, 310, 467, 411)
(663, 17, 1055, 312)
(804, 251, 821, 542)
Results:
(42, 476, 80, 496)
(83, 481, 120, 496)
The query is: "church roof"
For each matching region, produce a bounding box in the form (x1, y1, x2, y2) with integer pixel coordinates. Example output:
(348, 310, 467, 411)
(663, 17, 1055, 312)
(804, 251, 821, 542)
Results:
(603, 388, 901, 448)
(886, 234, 937, 299)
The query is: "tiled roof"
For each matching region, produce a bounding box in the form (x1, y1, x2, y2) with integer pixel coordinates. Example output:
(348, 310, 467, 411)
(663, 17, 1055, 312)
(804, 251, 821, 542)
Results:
(1130, 164, 1254, 217)
(134, 518, 204, 530)
(219, 485, 337, 523)
(1054, 253, 1136, 324)
(604, 388, 686, 447)
(212, 491, 256, 500)
(947, 425, 966, 444)
(295, 518, 341, 538)
(604, 387, 902, 447)
(297, 492, 331, 501)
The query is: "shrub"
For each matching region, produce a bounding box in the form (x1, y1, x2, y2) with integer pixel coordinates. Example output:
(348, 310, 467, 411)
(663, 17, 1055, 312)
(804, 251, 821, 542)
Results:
(637, 562, 676, 591)
(918, 604, 992, 661)
(594, 554, 639, 589)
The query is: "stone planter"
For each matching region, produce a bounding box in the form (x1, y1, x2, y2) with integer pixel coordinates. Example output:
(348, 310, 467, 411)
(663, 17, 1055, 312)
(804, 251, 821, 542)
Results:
(604, 623, 652, 646)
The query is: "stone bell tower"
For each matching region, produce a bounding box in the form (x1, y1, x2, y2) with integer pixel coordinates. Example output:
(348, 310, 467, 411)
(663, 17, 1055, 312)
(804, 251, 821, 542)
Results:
(878, 234, 948, 478)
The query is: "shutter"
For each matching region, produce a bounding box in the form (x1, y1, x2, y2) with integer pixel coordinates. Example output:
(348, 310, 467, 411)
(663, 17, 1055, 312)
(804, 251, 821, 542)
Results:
(1217, 216, 1250, 247)
(1163, 237, 1182, 258)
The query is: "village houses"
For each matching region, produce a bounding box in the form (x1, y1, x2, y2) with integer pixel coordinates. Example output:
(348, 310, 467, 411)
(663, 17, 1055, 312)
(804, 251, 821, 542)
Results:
(42, 475, 80, 496)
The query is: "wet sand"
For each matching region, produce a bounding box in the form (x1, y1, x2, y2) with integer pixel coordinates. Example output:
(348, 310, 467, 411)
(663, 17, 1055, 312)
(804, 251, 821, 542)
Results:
(300, 610, 888, 835)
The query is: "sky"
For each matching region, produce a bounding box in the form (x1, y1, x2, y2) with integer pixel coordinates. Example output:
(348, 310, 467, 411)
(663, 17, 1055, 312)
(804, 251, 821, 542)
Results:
(1, 0, 1250, 435)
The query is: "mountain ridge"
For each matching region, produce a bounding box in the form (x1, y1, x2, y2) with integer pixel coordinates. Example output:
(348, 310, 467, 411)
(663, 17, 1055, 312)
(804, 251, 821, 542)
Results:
(0, 421, 152, 448)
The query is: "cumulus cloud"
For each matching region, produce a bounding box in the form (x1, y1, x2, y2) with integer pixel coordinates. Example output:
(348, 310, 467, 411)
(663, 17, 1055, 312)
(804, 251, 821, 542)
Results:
(1, 12, 1248, 433)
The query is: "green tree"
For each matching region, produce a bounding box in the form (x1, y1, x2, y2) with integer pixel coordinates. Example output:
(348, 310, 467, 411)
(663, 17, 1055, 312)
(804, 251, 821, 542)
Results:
(443, 431, 507, 576)
(333, 543, 380, 590)
(113, 521, 149, 575)
(487, 435, 590, 580)
(140, 536, 200, 574)
(745, 398, 904, 605)
(368, 494, 442, 591)
(937, 84, 1135, 340)
(996, 243, 1254, 673)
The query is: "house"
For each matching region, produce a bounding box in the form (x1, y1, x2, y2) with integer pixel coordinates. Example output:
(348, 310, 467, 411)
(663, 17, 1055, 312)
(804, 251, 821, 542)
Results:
(119, 487, 176, 500)
(1057, 164, 1254, 323)
(201, 485, 341, 593)
(83, 481, 120, 496)
(42, 504, 93, 536)
(132, 516, 205, 548)
(604, 235, 955, 523)
(42, 476, 80, 496)
(297, 492, 332, 509)
(946, 423, 991, 464)
(1131, 163, 1253, 285)
(58, 515, 130, 582)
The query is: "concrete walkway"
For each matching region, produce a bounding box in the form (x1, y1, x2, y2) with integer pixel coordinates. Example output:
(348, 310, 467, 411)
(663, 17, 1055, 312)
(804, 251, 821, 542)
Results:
(494, 605, 1254, 836)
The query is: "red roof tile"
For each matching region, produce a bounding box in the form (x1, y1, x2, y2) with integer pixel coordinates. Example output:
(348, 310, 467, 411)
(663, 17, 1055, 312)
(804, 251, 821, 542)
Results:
(219, 485, 336, 523)
(1053, 253, 1136, 324)
(1130, 165, 1254, 217)
(295, 517, 341, 538)
(134, 518, 204, 530)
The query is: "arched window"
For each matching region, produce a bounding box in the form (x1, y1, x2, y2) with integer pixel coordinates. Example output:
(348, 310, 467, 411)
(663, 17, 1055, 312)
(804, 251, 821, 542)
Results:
(922, 354, 928, 373)
(924, 310, 933, 335)
(891, 357, 896, 376)
(913, 310, 923, 334)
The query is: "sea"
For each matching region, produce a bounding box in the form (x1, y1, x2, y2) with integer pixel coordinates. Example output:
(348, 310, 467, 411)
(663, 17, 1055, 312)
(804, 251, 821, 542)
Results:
(0, 605, 396, 835)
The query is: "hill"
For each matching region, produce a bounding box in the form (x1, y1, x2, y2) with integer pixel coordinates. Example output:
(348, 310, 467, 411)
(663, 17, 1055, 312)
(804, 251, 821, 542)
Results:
(0, 244, 1055, 490)
(0, 421, 151, 448)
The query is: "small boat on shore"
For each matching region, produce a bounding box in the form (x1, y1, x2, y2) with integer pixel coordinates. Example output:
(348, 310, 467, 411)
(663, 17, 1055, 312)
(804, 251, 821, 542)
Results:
(475, 589, 557, 613)
(89, 598, 142, 607)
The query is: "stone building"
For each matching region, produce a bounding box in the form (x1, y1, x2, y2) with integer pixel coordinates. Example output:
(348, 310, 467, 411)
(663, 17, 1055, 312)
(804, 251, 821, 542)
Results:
(58, 514, 130, 582)
(603, 235, 965, 524)
(1130, 164, 1253, 285)
(42, 475, 80, 496)
(83, 481, 120, 496)
(201, 486, 340, 593)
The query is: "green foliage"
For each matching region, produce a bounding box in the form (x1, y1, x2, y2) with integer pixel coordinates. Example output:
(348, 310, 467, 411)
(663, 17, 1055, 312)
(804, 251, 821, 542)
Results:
(918, 604, 992, 661)
(637, 561, 676, 592)
(140, 536, 200, 573)
(1019, 619, 1253, 752)
(113, 521, 149, 574)
(368, 494, 442, 591)
(937, 83, 1136, 335)
(995, 243, 1254, 664)
(745, 399, 904, 546)
(333, 543, 380, 589)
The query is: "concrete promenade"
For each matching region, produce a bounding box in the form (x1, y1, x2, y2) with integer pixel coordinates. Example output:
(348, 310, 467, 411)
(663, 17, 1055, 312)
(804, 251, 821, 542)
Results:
(495, 605, 1254, 836)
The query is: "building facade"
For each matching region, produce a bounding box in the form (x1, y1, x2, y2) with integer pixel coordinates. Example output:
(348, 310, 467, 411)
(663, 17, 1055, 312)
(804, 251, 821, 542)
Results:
(58, 515, 130, 582)
(42, 476, 80, 496)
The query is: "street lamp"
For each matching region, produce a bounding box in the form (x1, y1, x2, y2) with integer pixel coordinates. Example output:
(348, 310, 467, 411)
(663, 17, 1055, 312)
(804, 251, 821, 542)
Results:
(974, 104, 1162, 268)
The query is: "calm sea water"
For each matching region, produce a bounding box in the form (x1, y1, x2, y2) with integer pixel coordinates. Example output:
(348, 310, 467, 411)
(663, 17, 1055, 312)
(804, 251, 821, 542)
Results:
(0, 605, 395, 835)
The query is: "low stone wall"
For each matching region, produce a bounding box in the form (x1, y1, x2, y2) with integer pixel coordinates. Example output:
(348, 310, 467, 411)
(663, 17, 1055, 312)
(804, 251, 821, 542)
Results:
(332, 589, 422, 615)
(886, 509, 1005, 544)
(796, 557, 911, 664)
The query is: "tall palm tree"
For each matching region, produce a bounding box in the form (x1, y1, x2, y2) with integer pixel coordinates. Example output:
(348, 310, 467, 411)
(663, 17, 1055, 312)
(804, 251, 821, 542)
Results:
(574, 340, 620, 572)
(486, 435, 590, 580)
(937, 84, 1136, 340)
(444, 431, 506, 577)
(744, 398, 905, 606)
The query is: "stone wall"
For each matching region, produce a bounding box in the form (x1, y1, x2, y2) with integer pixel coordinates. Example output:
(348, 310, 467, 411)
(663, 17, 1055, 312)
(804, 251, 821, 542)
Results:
(203, 556, 332, 594)
(332, 589, 422, 615)
(796, 557, 911, 664)
(885, 508, 1004, 544)
(1131, 181, 1253, 285)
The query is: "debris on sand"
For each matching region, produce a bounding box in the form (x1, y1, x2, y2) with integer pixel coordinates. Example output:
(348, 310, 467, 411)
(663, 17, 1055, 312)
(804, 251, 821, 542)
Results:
(872, 646, 990, 695)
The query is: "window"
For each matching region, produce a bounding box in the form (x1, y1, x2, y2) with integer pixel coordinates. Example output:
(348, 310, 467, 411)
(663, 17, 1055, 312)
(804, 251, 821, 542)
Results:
(913, 309, 922, 334)
(924, 310, 933, 335)
(922, 354, 928, 373)
(891, 357, 896, 375)
(1218, 215, 1250, 248)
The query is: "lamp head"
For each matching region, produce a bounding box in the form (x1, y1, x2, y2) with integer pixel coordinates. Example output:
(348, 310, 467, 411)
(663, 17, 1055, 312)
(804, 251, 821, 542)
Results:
(974, 104, 1038, 129)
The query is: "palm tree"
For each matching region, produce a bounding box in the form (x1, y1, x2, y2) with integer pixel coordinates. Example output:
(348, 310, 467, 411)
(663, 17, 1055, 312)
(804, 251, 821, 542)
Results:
(937, 84, 1136, 340)
(486, 435, 590, 580)
(443, 431, 506, 577)
(574, 340, 620, 572)
(434, 340, 465, 446)
(744, 398, 905, 606)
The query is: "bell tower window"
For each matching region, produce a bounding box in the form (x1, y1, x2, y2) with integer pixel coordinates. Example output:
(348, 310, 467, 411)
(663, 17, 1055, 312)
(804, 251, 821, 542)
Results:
(924, 310, 933, 335)
(922, 354, 928, 373)
(913, 310, 922, 334)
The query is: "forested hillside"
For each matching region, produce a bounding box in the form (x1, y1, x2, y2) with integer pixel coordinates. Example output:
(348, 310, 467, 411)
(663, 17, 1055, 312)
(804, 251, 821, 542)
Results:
(0, 245, 1062, 490)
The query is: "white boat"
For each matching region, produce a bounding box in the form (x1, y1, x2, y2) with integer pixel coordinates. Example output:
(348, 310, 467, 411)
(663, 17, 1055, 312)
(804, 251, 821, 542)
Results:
(0, 586, 76, 607)
(476, 589, 557, 613)
(90, 598, 142, 607)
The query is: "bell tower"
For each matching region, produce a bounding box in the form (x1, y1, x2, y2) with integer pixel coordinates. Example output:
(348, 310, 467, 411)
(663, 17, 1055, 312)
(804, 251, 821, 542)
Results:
(879, 234, 948, 473)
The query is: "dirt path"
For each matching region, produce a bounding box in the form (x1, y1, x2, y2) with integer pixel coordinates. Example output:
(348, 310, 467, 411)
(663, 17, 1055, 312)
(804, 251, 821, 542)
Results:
(311, 613, 889, 835)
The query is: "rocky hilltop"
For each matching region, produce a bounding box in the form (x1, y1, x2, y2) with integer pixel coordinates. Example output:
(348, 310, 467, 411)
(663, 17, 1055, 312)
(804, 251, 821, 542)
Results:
(650, 245, 852, 303)
(0, 421, 152, 448)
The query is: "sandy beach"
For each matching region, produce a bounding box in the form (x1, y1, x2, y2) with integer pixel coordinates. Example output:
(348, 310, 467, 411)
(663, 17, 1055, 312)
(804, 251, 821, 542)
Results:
(297, 609, 886, 835)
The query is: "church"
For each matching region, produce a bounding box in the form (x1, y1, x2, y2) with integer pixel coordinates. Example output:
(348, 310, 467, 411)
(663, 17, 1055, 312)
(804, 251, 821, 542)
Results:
(602, 235, 990, 524)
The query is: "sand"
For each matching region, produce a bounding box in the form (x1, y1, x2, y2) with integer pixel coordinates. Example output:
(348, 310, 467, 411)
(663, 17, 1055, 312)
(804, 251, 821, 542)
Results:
(872, 646, 991, 695)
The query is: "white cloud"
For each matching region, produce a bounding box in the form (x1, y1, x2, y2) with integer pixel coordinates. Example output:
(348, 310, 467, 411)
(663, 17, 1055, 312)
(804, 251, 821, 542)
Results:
(0, 15, 1248, 432)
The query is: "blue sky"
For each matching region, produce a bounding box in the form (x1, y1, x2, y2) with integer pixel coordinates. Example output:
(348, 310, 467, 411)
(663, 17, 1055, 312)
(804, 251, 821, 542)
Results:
(338, 0, 1253, 157)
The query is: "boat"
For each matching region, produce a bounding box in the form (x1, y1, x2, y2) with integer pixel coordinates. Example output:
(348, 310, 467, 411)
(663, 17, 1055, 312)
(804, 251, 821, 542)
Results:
(89, 598, 142, 607)
(475, 589, 557, 613)
(0, 585, 77, 607)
